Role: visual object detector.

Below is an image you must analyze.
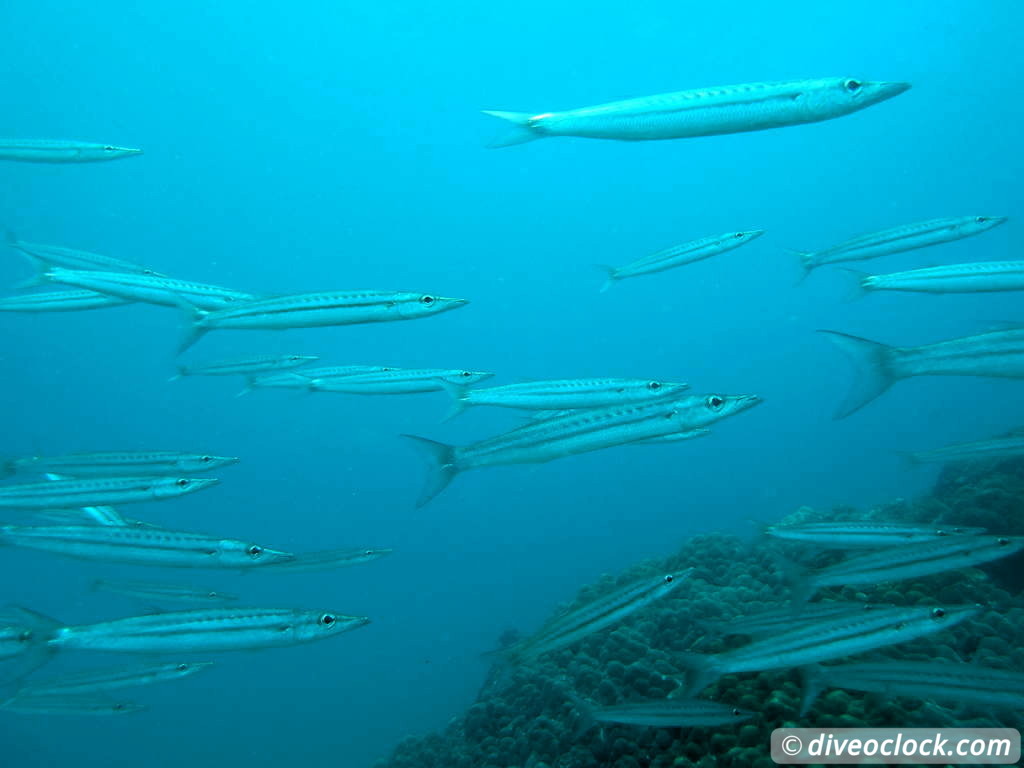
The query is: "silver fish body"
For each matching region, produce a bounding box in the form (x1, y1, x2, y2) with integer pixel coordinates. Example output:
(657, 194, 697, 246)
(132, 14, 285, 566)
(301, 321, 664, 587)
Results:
(822, 327, 1024, 418)
(0, 290, 130, 312)
(677, 604, 980, 694)
(800, 660, 1024, 716)
(484, 78, 909, 147)
(254, 547, 393, 574)
(0, 695, 145, 716)
(766, 521, 987, 548)
(0, 525, 292, 568)
(49, 607, 369, 653)
(601, 231, 763, 290)
(805, 535, 1024, 594)
(447, 377, 690, 419)
(589, 697, 752, 728)
(310, 368, 493, 394)
(858, 261, 1024, 295)
(93, 578, 239, 604)
(179, 291, 468, 353)
(797, 216, 1006, 279)
(701, 601, 879, 637)
(507, 570, 691, 663)
(406, 394, 760, 506)
(0, 139, 143, 163)
(174, 354, 319, 379)
(18, 660, 212, 697)
(44, 268, 259, 310)
(0, 476, 218, 508)
(908, 434, 1024, 465)
(6, 234, 160, 276)
(5, 451, 237, 478)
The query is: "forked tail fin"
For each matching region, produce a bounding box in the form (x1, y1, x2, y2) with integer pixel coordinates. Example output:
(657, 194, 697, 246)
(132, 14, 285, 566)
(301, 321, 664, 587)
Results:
(168, 294, 210, 355)
(401, 435, 459, 507)
(597, 265, 617, 293)
(818, 330, 899, 419)
(437, 380, 471, 422)
(481, 111, 544, 148)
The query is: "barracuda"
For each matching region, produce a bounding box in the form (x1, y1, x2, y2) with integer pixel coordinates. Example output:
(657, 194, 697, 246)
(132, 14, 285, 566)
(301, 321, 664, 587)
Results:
(907, 433, 1024, 465)
(0, 525, 293, 568)
(794, 215, 1006, 281)
(0, 475, 218, 508)
(444, 377, 690, 421)
(93, 579, 239, 604)
(5, 233, 161, 280)
(253, 547, 393, 574)
(0, 695, 145, 716)
(406, 393, 761, 506)
(309, 367, 493, 394)
(799, 660, 1024, 717)
(177, 290, 468, 353)
(799, 535, 1024, 597)
(172, 354, 319, 383)
(44, 268, 259, 310)
(674, 604, 980, 695)
(483, 77, 909, 147)
(47, 607, 370, 653)
(18, 660, 212, 697)
(701, 601, 880, 637)
(4, 451, 237, 478)
(765, 521, 986, 548)
(853, 261, 1024, 296)
(821, 326, 1024, 419)
(578, 695, 752, 729)
(0, 139, 143, 163)
(600, 231, 764, 291)
(0, 290, 130, 312)
(505, 570, 691, 663)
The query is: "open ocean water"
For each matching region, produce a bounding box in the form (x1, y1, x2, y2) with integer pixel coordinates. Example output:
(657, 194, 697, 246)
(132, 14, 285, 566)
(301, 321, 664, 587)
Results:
(1, 1, 1022, 766)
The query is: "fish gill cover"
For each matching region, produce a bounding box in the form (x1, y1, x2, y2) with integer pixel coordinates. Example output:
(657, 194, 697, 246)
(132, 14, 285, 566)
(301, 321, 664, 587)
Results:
(0, 1, 1022, 768)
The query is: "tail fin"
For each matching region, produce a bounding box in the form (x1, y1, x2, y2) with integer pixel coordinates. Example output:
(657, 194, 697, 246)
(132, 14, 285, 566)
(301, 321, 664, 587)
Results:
(401, 435, 459, 507)
(12, 262, 48, 290)
(785, 250, 815, 285)
(167, 365, 187, 383)
(839, 269, 871, 302)
(481, 111, 544, 148)
(169, 296, 209, 355)
(818, 330, 899, 419)
(798, 665, 827, 718)
(597, 265, 617, 293)
(670, 651, 722, 697)
(235, 376, 256, 397)
(437, 381, 471, 422)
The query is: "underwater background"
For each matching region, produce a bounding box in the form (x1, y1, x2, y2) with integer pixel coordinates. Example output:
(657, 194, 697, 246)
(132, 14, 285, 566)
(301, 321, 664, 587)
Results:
(1, 1, 1022, 766)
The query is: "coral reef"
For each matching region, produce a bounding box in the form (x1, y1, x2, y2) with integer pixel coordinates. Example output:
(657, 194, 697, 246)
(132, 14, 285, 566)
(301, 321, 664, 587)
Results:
(378, 459, 1024, 768)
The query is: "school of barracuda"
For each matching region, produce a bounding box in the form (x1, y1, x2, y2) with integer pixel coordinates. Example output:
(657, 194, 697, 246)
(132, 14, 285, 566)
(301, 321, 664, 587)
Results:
(0, 73, 1021, 737)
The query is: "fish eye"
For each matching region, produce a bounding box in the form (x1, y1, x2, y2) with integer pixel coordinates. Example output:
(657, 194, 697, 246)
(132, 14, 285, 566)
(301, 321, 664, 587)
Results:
(176, 478, 190, 488)
(706, 395, 725, 410)
(18, 630, 32, 642)
(207, 591, 218, 598)
(976, 216, 987, 223)
(247, 545, 263, 558)
(844, 79, 862, 92)
(997, 537, 1010, 546)
(663, 574, 674, 583)
(732, 708, 742, 716)
(461, 371, 472, 377)
(177, 663, 189, 672)
(647, 381, 662, 390)
(103, 145, 116, 151)
(364, 549, 374, 555)
(734, 232, 745, 239)
(319, 613, 337, 627)
(200, 455, 213, 463)
(931, 608, 946, 619)
(420, 295, 435, 305)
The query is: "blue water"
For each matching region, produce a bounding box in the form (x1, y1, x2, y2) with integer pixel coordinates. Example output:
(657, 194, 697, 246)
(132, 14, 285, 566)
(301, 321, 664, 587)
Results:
(1, 1, 1022, 765)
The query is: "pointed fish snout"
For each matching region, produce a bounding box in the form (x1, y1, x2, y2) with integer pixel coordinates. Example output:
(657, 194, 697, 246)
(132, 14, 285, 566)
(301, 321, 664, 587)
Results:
(264, 548, 296, 563)
(877, 81, 912, 98)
